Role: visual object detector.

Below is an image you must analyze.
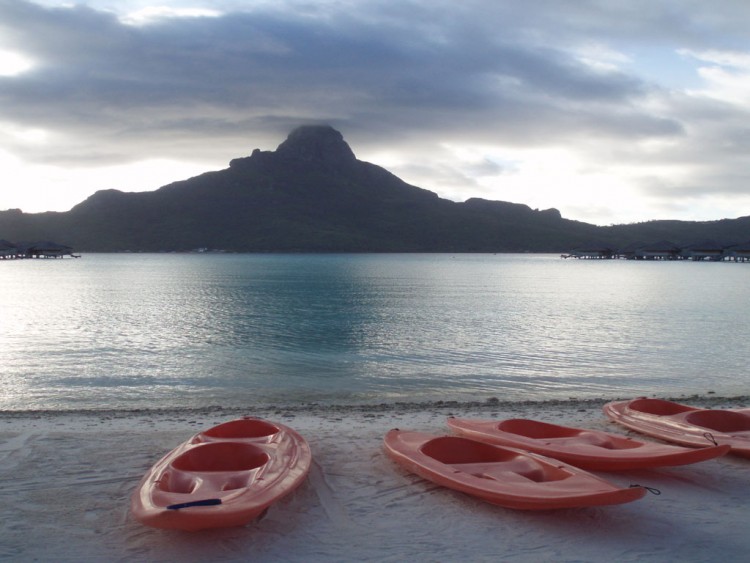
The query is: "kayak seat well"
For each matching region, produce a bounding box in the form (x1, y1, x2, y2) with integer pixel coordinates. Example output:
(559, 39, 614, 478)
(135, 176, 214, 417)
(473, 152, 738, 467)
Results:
(450, 458, 568, 483)
(158, 470, 256, 494)
(497, 419, 639, 450)
(157, 471, 198, 494)
(553, 433, 615, 450)
(421, 436, 520, 465)
(553, 432, 641, 450)
(498, 419, 580, 439)
(158, 443, 270, 494)
(628, 398, 695, 416)
(420, 436, 568, 483)
(200, 418, 279, 440)
(172, 443, 270, 472)
(684, 410, 750, 433)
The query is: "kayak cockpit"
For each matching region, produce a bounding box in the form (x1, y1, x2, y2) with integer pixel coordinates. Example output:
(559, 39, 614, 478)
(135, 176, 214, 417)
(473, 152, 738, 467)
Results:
(420, 436, 569, 483)
(497, 419, 640, 450)
(627, 398, 696, 416)
(155, 442, 270, 497)
(683, 410, 750, 434)
(193, 418, 280, 443)
(172, 442, 270, 472)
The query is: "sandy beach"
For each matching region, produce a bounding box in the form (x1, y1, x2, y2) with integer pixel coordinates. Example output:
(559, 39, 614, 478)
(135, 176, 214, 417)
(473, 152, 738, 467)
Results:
(1, 396, 748, 562)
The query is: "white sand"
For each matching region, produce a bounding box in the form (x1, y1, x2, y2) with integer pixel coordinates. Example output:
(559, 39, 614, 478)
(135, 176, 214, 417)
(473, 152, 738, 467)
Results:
(1, 397, 748, 562)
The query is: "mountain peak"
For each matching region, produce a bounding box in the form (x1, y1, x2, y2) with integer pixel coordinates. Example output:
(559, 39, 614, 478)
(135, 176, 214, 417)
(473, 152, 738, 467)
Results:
(275, 125, 356, 164)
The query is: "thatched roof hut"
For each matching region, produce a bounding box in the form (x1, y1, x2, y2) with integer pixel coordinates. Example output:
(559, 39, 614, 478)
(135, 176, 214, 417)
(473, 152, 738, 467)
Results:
(0, 239, 19, 258)
(634, 240, 681, 260)
(725, 240, 750, 262)
(568, 242, 617, 259)
(679, 239, 726, 261)
(21, 241, 74, 258)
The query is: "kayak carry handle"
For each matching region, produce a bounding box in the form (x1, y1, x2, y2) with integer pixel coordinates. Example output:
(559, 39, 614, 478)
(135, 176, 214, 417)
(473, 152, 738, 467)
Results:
(167, 498, 222, 510)
(629, 484, 661, 496)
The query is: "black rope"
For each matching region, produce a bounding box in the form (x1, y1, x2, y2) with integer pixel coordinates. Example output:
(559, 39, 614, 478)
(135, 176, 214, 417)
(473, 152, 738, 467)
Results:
(630, 484, 661, 495)
(703, 432, 719, 446)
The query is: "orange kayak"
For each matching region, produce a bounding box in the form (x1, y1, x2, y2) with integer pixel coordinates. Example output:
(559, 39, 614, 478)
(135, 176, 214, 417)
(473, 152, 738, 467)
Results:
(131, 417, 311, 531)
(447, 417, 729, 471)
(383, 430, 646, 510)
(604, 398, 750, 458)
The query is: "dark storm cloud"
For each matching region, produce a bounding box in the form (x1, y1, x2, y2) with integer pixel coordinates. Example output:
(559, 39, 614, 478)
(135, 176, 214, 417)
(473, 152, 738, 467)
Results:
(0, 0, 677, 166)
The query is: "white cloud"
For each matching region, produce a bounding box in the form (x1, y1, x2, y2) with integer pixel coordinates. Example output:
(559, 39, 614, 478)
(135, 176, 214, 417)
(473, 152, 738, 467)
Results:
(680, 48, 750, 104)
(0, 152, 217, 212)
(0, 49, 35, 76)
(120, 6, 222, 26)
(571, 42, 633, 73)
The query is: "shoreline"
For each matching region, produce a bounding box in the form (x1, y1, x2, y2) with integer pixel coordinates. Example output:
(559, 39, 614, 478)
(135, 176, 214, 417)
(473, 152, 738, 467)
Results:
(2, 392, 748, 419)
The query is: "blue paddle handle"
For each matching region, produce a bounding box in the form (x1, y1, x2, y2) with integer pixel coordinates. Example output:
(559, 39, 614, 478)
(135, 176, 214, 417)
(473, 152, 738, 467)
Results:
(166, 498, 222, 510)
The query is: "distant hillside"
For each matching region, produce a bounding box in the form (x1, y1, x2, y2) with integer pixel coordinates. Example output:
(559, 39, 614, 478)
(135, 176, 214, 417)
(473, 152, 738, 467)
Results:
(0, 125, 748, 252)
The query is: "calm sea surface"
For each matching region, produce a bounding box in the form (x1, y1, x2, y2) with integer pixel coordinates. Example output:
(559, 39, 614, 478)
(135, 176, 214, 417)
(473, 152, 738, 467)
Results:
(1, 253, 748, 411)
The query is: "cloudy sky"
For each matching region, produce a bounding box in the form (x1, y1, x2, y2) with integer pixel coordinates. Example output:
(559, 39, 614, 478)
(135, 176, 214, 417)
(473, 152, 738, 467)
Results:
(1, 0, 749, 225)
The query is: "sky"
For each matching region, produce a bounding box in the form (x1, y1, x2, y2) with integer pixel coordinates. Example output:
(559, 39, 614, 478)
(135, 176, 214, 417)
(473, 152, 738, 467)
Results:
(1, 1, 749, 226)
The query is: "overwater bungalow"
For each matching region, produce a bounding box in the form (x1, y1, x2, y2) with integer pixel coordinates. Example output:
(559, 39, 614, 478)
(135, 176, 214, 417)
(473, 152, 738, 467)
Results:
(565, 242, 617, 259)
(0, 240, 77, 259)
(679, 239, 726, 261)
(0, 239, 19, 259)
(564, 239, 750, 262)
(725, 241, 750, 262)
(25, 241, 75, 258)
(616, 241, 647, 260)
(633, 240, 681, 260)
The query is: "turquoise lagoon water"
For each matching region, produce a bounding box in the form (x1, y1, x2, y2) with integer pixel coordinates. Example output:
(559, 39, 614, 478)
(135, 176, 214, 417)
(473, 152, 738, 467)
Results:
(1, 253, 748, 410)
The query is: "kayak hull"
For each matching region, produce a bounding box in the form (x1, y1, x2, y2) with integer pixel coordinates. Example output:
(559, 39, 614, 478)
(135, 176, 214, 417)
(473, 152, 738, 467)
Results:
(447, 417, 729, 471)
(131, 417, 312, 531)
(603, 398, 750, 458)
(384, 430, 646, 510)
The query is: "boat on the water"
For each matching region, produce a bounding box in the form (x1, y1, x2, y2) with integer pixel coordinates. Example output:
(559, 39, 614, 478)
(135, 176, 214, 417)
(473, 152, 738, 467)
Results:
(447, 417, 730, 471)
(131, 417, 312, 531)
(383, 429, 646, 510)
(604, 398, 750, 458)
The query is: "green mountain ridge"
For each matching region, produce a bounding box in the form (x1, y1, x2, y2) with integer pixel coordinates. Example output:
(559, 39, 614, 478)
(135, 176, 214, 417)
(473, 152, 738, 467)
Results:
(1, 125, 748, 252)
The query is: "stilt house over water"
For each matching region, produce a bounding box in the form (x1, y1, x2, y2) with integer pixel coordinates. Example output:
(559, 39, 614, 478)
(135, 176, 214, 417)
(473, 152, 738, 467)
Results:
(0, 240, 76, 259)
(565, 239, 750, 262)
